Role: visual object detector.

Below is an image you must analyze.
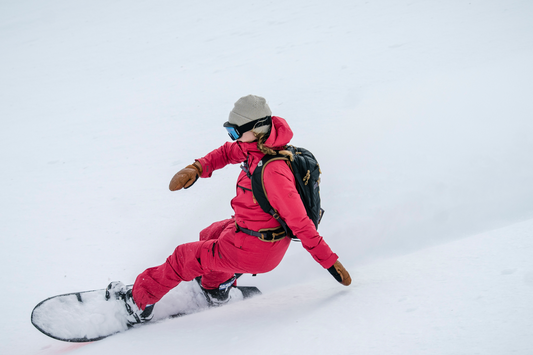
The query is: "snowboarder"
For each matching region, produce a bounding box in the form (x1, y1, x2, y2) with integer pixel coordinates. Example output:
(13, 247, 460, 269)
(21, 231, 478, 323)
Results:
(107, 95, 351, 324)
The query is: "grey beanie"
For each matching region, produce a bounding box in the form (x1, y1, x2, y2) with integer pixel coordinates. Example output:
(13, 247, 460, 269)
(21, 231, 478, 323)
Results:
(228, 95, 272, 134)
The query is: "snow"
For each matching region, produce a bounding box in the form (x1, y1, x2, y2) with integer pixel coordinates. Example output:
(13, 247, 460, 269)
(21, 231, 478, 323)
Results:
(1, 0, 532, 354)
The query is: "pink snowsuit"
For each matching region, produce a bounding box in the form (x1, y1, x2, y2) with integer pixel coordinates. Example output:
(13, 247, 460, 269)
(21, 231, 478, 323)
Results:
(132, 116, 338, 310)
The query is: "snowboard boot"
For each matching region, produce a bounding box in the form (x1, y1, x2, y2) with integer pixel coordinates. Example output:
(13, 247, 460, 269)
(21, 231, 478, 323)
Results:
(195, 275, 238, 307)
(105, 281, 154, 326)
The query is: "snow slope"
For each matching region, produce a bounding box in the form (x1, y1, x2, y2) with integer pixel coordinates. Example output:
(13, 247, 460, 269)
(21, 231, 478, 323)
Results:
(75, 218, 533, 355)
(1, 0, 532, 354)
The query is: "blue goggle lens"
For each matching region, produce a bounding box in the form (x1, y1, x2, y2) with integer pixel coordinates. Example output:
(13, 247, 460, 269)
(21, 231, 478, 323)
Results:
(225, 126, 240, 140)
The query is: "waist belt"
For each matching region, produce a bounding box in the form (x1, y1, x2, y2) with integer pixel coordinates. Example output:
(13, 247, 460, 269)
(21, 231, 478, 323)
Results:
(236, 224, 287, 242)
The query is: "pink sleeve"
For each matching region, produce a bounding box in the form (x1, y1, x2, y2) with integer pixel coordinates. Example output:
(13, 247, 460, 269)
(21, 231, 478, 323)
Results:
(196, 142, 247, 178)
(264, 161, 338, 269)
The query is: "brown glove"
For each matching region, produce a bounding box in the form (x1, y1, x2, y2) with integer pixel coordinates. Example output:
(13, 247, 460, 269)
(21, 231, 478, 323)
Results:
(327, 260, 352, 286)
(169, 161, 203, 191)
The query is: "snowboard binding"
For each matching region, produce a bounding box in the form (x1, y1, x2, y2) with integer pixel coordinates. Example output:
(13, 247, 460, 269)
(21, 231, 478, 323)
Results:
(195, 274, 240, 307)
(105, 281, 154, 326)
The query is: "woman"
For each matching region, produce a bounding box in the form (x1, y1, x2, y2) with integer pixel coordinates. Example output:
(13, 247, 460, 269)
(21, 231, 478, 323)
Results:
(107, 95, 351, 324)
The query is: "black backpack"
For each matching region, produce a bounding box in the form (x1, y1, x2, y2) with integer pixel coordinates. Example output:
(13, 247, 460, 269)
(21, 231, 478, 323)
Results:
(250, 145, 324, 239)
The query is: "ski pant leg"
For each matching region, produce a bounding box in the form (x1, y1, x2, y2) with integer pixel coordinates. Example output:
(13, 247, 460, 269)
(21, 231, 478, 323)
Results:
(198, 219, 236, 290)
(200, 224, 291, 287)
(132, 218, 291, 310)
(132, 219, 234, 309)
(195, 219, 291, 289)
(132, 240, 207, 310)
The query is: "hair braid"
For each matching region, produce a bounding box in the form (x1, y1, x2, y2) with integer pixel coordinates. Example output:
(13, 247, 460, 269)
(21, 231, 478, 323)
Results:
(254, 131, 294, 160)
(255, 132, 277, 155)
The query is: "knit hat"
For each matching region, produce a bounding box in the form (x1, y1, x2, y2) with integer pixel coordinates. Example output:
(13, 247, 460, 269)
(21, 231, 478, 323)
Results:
(228, 95, 272, 134)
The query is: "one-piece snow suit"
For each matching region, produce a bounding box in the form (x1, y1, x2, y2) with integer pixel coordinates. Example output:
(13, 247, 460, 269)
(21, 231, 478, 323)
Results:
(132, 116, 338, 310)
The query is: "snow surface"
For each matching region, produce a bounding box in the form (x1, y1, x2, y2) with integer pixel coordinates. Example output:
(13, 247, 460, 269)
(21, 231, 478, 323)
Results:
(1, 0, 533, 354)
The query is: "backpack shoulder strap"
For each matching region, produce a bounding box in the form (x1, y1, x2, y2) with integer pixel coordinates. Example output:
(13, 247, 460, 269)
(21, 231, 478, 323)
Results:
(250, 152, 297, 239)
(251, 154, 289, 215)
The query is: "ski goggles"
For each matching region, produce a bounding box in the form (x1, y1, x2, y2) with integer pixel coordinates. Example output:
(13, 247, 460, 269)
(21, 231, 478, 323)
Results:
(223, 116, 272, 141)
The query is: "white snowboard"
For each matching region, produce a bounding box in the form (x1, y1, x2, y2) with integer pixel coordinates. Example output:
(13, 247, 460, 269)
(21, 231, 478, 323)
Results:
(31, 281, 261, 342)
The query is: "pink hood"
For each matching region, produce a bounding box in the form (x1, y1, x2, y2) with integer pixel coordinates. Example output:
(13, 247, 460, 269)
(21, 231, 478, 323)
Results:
(264, 116, 294, 149)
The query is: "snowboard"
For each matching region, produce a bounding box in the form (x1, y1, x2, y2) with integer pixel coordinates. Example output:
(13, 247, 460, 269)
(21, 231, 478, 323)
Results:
(31, 281, 261, 342)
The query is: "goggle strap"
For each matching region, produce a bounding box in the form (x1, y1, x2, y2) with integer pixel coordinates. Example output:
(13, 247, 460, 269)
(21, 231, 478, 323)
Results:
(235, 116, 272, 135)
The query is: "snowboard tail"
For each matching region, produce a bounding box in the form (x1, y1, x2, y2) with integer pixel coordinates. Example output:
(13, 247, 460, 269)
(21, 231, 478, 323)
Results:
(31, 282, 261, 342)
